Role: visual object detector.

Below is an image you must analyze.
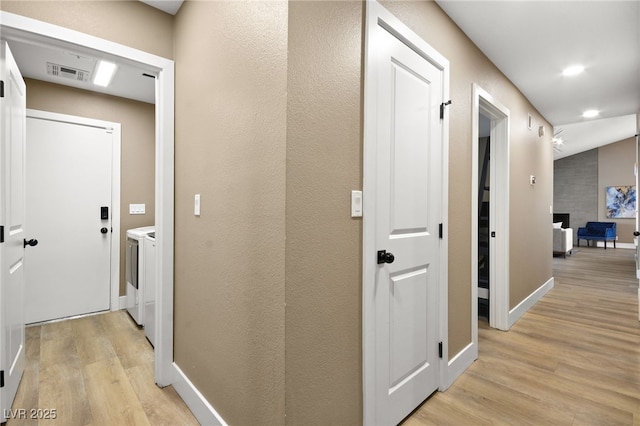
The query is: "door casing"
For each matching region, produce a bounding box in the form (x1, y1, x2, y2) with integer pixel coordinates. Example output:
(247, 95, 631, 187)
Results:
(0, 11, 175, 386)
(362, 2, 450, 424)
(26, 109, 121, 323)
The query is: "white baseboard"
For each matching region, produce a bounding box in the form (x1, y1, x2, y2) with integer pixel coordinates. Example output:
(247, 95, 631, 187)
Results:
(172, 363, 227, 426)
(118, 295, 127, 310)
(594, 241, 634, 249)
(508, 277, 554, 328)
(441, 341, 475, 390)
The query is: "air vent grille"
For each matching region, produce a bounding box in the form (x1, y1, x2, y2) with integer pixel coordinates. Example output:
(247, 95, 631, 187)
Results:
(47, 62, 90, 82)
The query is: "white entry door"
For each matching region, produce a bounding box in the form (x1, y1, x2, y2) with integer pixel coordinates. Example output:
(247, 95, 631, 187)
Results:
(0, 41, 27, 421)
(364, 6, 447, 424)
(25, 113, 114, 324)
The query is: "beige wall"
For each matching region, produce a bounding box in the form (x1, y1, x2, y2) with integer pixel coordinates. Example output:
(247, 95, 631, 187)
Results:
(0, 0, 174, 59)
(285, 2, 364, 424)
(24, 79, 155, 296)
(173, 1, 287, 424)
(598, 137, 637, 243)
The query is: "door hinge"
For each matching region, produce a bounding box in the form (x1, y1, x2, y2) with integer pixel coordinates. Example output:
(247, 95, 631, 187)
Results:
(0, 80, 4, 98)
(438, 342, 443, 359)
(0, 225, 4, 243)
(439, 223, 443, 239)
(440, 100, 452, 119)
(1, 370, 4, 388)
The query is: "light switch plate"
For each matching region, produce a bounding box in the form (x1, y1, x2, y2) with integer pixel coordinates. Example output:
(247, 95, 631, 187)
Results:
(351, 190, 363, 217)
(129, 203, 145, 215)
(194, 194, 201, 216)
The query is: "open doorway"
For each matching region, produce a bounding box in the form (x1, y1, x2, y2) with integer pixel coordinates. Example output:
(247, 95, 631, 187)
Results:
(477, 113, 491, 321)
(0, 12, 175, 388)
(471, 84, 511, 357)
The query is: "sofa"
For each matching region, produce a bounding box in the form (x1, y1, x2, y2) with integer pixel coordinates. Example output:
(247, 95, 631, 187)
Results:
(577, 222, 617, 249)
(553, 224, 573, 257)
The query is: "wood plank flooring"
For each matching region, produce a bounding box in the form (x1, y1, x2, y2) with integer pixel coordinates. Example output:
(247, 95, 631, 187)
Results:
(7, 310, 198, 426)
(7, 247, 640, 425)
(404, 246, 640, 426)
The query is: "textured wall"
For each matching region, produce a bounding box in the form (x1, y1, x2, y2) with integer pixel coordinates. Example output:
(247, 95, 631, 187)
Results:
(24, 79, 155, 296)
(554, 149, 598, 243)
(285, 2, 363, 424)
(598, 137, 636, 243)
(173, 1, 287, 424)
(0, 0, 174, 59)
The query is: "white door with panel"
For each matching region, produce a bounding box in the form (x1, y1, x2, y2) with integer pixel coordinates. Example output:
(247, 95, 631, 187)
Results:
(1, 41, 27, 421)
(25, 114, 113, 324)
(370, 25, 444, 425)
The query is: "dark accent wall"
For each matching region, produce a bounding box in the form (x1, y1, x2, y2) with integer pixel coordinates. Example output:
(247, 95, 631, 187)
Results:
(553, 149, 598, 243)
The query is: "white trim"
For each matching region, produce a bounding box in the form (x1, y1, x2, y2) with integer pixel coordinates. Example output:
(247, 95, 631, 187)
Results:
(25, 109, 121, 315)
(119, 295, 127, 310)
(172, 363, 227, 426)
(441, 342, 475, 390)
(594, 241, 633, 249)
(508, 277, 554, 328)
(363, 2, 449, 424)
(471, 84, 510, 332)
(1, 11, 175, 388)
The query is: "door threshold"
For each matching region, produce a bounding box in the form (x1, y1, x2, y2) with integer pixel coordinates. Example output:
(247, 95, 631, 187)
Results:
(26, 309, 111, 327)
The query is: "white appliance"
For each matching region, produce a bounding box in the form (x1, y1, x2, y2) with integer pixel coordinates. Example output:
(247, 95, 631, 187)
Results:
(126, 226, 155, 325)
(143, 232, 157, 346)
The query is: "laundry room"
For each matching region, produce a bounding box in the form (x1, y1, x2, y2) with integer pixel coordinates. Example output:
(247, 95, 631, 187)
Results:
(20, 73, 156, 324)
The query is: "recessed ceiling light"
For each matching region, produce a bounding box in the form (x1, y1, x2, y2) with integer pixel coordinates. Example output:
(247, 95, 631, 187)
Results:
(93, 60, 117, 87)
(562, 65, 585, 77)
(582, 110, 599, 118)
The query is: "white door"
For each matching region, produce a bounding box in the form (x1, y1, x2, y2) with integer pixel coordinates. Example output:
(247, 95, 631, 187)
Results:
(25, 115, 113, 324)
(371, 26, 444, 425)
(0, 41, 27, 421)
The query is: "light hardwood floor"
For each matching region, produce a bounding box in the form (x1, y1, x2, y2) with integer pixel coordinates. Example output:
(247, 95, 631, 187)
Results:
(7, 310, 198, 426)
(7, 247, 640, 425)
(404, 246, 640, 425)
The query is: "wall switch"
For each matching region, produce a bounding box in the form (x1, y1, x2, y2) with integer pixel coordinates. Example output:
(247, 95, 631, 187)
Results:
(351, 190, 363, 217)
(194, 194, 201, 216)
(129, 203, 145, 215)
(550, 205, 553, 215)
(530, 175, 536, 185)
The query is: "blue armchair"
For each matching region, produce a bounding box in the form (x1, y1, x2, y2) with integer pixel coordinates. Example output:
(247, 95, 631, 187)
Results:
(577, 222, 617, 249)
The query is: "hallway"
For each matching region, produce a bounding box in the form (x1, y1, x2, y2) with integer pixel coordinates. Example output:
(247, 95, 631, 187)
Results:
(405, 246, 640, 425)
(6, 247, 640, 425)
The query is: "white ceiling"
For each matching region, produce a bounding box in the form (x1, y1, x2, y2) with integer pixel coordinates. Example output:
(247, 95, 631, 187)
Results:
(5, 36, 156, 104)
(139, 0, 184, 15)
(3, 1, 637, 157)
(436, 0, 640, 160)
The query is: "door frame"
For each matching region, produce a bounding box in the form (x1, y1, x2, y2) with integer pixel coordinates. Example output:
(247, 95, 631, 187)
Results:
(26, 109, 121, 318)
(0, 12, 175, 386)
(471, 84, 510, 338)
(362, 1, 450, 424)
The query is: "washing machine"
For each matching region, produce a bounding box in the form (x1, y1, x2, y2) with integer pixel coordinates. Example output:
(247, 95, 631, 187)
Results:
(126, 226, 155, 325)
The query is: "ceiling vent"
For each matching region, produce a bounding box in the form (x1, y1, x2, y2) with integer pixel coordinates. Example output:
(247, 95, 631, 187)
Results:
(46, 62, 90, 82)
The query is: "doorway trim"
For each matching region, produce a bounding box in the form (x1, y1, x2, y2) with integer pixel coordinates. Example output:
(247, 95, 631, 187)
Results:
(0, 12, 175, 386)
(26, 108, 121, 317)
(363, 2, 450, 424)
(471, 84, 510, 339)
